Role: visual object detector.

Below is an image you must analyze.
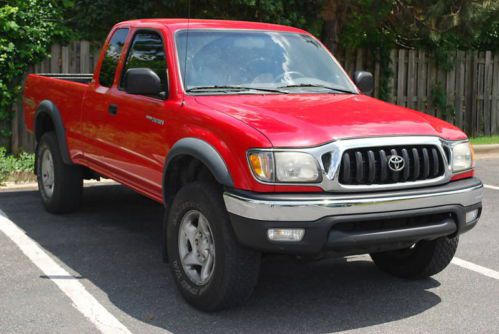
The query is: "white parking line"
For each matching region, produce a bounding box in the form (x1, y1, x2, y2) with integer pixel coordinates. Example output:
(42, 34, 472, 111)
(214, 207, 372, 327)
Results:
(452, 257, 499, 280)
(0, 210, 132, 334)
(484, 184, 499, 191)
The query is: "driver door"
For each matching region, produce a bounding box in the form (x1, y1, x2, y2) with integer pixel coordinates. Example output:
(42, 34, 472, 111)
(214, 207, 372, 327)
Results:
(104, 29, 172, 197)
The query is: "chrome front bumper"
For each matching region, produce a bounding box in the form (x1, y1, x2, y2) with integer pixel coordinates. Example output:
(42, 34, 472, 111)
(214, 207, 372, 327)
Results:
(224, 178, 483, 222)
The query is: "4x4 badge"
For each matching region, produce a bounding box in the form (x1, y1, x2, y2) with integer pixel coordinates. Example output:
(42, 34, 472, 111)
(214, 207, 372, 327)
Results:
(388, 155, 405, 172)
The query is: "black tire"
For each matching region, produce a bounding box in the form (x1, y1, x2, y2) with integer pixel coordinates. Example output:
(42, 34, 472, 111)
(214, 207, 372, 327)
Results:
(166, 181, 261, 312)
(36, 132, 83, 213)
(370, 236, 458, 279)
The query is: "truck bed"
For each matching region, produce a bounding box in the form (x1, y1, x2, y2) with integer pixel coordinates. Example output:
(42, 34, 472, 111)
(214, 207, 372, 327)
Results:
(23, 73, 92, 137)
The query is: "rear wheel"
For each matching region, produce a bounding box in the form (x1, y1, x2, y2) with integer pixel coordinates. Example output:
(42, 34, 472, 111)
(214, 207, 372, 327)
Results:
(36, 132, 83, 213)
(370, 236, 458, 279)
(167, 181, 261, 311)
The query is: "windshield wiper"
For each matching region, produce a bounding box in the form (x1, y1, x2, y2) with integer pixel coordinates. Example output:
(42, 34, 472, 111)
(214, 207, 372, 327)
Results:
(186, 85, 287, 94)
(278, 84, 356, 94)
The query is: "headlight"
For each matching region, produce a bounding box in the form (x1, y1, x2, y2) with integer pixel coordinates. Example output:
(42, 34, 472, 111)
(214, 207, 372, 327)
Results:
(248, 151, 321, 183)
(275, 152, 320, 182)
(451, 141, 474, 172)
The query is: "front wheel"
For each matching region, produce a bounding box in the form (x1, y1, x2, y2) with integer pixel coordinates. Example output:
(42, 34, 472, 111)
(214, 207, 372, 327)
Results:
(167, 181, 261, 312)
(370, 236, 458, 279)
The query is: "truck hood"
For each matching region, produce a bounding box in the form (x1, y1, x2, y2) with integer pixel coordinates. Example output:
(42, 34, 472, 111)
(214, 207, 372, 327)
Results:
(195, 94, 466, 147)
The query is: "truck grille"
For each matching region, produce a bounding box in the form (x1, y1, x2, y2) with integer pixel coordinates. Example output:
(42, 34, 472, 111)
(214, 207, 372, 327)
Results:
(338, 145, 445, 185)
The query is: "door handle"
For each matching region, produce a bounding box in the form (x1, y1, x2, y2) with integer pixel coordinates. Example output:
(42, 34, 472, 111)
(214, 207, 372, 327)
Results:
(108, 104, 118, 115)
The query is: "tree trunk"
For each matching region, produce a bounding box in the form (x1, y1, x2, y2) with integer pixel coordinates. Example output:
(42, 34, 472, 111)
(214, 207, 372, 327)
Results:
(320, 0, 346, 53)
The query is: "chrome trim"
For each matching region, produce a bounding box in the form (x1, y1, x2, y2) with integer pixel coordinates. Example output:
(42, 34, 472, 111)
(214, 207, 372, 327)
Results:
(224, 181, 483, 222)
(248, 136, 465, 192)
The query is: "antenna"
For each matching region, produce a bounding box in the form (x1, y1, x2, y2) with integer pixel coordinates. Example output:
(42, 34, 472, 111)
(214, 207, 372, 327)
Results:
(182, 0, 191, 104)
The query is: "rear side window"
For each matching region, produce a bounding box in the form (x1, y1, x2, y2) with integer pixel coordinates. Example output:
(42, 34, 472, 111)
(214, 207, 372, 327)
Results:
(99, 28, 129, 87)
(120, 30, 168, 94)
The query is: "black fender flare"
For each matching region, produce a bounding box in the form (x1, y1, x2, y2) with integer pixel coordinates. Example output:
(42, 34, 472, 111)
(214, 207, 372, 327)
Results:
(163, 138, 234, 198)
(161, 138, 234, 262)
(34, 100, 73, 165)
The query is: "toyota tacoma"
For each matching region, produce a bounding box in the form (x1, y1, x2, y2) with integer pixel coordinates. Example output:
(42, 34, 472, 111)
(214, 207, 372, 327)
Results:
(23, 19, 484, 311)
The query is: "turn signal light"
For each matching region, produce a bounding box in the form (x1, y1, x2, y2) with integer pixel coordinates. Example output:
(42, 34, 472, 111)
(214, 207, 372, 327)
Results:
(248, 151, 274, 182)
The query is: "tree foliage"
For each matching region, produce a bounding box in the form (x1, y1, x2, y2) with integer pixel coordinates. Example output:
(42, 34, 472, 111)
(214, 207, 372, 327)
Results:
(65, 0, 498, 53)
(0, 0, 71, 138)
(322, 0, 499, 57)
(320, 0, 499, 51)
(321, 0, 499, 99)
(66, 0, 323, 42)
(64, 0, 498, 101)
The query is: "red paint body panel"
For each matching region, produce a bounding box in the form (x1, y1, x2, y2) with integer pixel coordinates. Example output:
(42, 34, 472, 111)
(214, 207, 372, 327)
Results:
(22, 19, 472, 203)
(23, 75, 88, 160)
(195, 94, 467, 147)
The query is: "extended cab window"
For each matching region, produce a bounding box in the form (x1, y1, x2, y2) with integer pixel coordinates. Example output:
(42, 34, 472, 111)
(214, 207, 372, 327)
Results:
(99, 28, 129, 87)
(120, 31, 168, 98)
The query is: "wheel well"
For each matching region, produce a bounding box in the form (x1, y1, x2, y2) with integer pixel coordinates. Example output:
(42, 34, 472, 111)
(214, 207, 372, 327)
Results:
(162, 155, 223, 263)
(35, 112, 55, 141)
(163, 155, 219, 208)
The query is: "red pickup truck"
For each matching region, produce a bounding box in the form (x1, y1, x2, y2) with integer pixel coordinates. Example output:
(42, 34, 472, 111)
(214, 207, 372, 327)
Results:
(23, 19, 483, 311)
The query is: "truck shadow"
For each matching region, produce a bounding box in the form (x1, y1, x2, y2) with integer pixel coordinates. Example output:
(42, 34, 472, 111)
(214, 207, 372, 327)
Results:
(0, 185, 441, 333)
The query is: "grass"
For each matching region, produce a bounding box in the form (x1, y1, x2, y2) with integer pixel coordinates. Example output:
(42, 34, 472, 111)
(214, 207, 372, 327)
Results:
(470, 135, 499, 145)
(0, 148, 35, 185)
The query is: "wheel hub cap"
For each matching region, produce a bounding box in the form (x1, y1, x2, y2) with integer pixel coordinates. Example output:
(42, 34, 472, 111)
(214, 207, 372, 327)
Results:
(40, 149, 55, 197)
(178, 210, 216, 285)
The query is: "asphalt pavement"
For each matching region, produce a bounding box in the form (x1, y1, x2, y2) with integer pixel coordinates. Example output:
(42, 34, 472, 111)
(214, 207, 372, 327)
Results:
(0, 158, 498, 334)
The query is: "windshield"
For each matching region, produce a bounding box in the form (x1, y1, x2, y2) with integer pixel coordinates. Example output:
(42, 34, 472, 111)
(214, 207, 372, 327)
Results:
(176, 30, 357, 94)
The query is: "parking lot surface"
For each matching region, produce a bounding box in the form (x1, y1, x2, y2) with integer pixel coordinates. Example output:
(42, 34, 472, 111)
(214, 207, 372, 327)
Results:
(1, 158, 498, 334)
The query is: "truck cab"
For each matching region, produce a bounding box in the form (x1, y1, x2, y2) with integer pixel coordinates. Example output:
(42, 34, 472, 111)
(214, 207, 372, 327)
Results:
(23, 19, 483, 312)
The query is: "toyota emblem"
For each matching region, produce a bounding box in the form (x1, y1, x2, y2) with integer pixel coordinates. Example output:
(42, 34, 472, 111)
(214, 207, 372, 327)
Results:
(388, 155, 405, 172)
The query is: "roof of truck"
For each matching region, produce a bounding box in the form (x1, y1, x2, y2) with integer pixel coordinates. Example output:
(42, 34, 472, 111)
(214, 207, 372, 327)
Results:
(116, 19, 307, 34)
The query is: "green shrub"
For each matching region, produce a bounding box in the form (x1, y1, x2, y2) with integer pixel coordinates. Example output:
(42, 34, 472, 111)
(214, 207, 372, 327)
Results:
(0, 147, 35, 185)
(0, 0, 71, 145)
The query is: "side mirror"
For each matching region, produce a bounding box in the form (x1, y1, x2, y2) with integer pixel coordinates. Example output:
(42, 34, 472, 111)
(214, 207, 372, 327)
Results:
(353, 71, 374, 95)
(125, 68, 163, 97)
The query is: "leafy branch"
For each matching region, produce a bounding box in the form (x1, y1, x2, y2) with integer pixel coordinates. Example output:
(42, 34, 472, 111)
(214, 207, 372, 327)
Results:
(0, 0, 71, 148)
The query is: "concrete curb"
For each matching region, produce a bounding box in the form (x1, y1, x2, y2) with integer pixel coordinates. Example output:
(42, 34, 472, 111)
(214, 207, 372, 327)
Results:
(473, 144, 499, 160)
(473, 144, 499, 154)
(0, 179, 118, 192)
